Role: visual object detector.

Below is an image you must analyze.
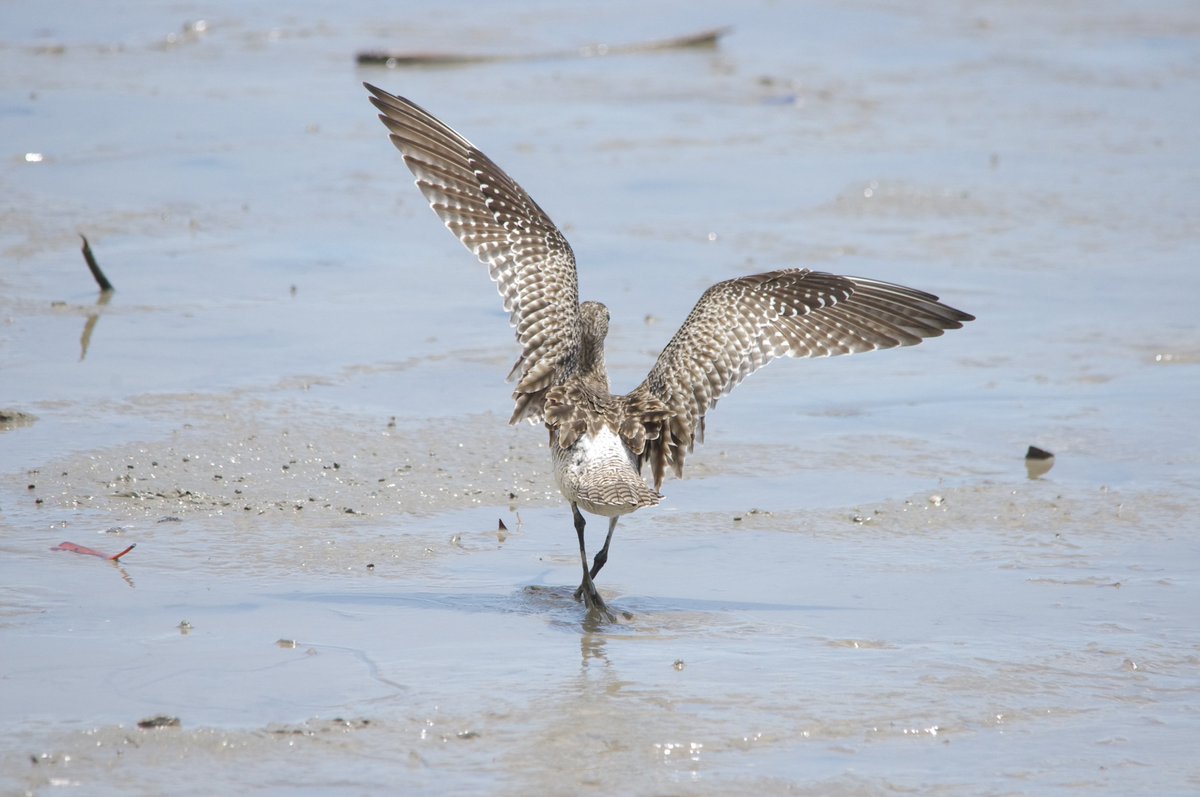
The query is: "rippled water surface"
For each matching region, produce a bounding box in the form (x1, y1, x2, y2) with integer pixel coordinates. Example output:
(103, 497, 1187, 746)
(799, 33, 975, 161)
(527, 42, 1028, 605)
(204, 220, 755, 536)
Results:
(2, 1, 1199, 794)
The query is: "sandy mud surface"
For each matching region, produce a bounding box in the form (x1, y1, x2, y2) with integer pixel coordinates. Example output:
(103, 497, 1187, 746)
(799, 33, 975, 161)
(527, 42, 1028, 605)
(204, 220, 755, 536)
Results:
(2, 1, 1199, 795)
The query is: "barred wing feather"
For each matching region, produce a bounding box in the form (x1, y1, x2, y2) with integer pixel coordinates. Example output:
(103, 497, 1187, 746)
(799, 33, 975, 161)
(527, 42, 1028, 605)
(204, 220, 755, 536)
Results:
(632, 268, 973, 488)
(366, 84, 581, 423)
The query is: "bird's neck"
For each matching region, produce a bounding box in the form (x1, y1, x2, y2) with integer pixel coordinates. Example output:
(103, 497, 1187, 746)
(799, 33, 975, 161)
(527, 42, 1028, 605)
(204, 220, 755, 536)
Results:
(577, 333, 610, 392)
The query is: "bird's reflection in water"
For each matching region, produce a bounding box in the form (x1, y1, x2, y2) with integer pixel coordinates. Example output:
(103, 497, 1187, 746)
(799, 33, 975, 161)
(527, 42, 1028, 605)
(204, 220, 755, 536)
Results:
(579, 620, 608, 668)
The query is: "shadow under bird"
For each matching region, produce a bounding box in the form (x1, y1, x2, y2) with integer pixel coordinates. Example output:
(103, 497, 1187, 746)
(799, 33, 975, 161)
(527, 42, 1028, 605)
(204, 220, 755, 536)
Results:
(365, 83, 974, 617)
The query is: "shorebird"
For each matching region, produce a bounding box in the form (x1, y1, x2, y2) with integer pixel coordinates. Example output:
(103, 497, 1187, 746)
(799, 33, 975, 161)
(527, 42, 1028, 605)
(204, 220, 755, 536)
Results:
(365, 83, 973, 615)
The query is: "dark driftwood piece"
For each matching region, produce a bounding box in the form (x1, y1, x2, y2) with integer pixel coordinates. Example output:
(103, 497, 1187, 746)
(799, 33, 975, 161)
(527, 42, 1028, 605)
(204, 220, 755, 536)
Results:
(80, 234, 114, 293)
(357, 26, 730, 67)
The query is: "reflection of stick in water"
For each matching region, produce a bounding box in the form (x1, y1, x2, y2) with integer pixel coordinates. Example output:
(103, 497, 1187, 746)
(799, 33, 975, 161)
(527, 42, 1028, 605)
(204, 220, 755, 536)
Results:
(357, 26, 730, 67)
(80, 234, 115, 293)
(79, 290, 112, 361)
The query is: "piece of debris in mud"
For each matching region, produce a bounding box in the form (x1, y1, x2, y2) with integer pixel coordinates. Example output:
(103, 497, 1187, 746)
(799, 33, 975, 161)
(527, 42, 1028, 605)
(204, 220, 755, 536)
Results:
(1025, 445, 1055, 479)
(356, 26, 730, 67)
(137, 715, 181, 729)
(51, 541, 136, 561)
(733, 508, 773, 522)
(0, 409, 37, 431)
(79, 234, 115, 293)
(268, 718, 372, 736)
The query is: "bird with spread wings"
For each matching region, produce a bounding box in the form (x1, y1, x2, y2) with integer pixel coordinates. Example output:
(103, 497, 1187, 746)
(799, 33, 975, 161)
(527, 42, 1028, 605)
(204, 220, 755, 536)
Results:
(366, 83, 973, 617)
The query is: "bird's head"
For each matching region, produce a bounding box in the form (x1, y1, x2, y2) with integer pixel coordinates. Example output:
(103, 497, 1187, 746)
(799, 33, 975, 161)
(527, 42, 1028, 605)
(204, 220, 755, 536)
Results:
(579, 300, 610, 343)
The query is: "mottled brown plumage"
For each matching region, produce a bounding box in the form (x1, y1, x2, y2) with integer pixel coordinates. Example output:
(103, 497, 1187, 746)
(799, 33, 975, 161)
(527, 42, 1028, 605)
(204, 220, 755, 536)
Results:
(366, 83, 974, 616)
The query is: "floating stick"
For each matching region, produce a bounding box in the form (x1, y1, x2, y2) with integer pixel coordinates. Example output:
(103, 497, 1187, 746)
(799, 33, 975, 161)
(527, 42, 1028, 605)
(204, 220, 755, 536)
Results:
(80, 234, 115, 292)
(52, 541, 136, 561)
(357, 26, 730, 67)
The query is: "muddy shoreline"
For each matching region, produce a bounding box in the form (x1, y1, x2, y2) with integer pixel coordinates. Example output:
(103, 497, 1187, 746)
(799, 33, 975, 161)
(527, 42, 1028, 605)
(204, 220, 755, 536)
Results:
(4, 0, 1199, 794)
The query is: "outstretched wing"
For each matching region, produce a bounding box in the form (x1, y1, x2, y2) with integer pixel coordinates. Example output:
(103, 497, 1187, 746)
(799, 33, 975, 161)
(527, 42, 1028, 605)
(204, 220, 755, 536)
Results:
(631, 268, 974, 488)
(366, 83, 580, 423)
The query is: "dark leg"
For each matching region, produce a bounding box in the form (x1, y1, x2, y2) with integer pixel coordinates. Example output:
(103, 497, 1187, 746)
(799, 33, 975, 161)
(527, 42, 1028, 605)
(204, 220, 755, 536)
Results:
(571, 503, 608, 613)
(589, 516, 619, 578)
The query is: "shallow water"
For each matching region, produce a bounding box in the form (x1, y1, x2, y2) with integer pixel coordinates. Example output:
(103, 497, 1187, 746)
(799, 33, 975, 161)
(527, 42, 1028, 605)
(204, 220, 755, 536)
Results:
(2, 1, 1199, 794)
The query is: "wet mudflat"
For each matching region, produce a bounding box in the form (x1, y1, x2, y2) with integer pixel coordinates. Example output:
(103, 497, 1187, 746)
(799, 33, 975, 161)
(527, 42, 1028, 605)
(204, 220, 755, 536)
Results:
(2, 1, 1199, 795)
